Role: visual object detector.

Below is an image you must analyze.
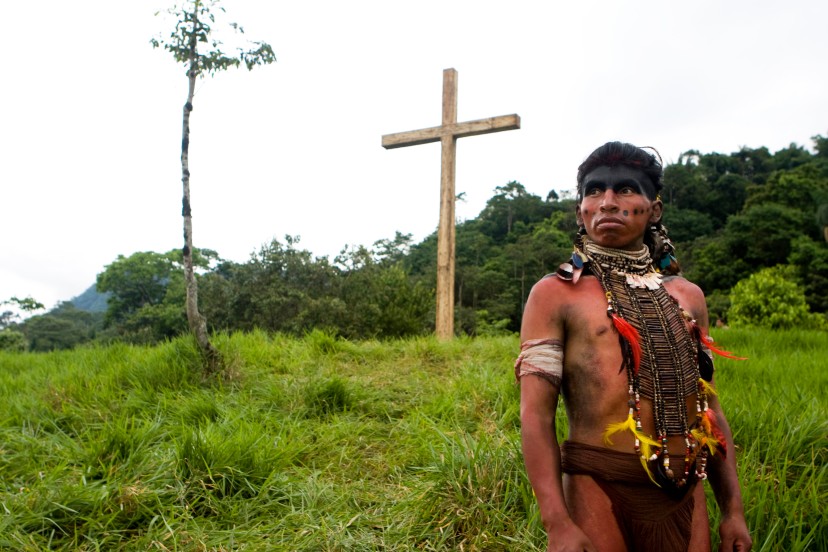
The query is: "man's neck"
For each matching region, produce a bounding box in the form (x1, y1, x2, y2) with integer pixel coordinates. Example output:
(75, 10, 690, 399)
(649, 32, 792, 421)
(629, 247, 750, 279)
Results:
(582, 238, 654, 276)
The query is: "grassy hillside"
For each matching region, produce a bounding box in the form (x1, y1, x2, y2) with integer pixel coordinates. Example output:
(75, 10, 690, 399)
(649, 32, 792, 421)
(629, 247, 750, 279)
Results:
(0, 329, 825, 551)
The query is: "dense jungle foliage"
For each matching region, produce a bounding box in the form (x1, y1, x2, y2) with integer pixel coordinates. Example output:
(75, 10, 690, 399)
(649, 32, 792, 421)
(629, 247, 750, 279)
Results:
(4, 136, 828, 350)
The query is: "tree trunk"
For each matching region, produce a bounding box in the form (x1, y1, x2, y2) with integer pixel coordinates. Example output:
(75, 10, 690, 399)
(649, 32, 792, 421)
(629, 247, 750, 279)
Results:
(181, 13, 221, 374)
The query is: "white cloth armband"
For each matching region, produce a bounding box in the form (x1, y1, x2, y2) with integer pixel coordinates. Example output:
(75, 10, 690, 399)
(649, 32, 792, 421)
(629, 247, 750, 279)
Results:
(515, 338, 564, 387)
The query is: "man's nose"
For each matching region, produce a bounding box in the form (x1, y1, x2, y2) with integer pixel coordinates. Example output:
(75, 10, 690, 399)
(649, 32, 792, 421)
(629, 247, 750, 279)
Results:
(600, 190, 619, 211)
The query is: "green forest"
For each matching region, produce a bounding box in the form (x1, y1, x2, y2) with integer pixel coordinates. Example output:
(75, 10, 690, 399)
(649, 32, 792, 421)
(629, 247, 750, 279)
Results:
(2, 136, 828, 351)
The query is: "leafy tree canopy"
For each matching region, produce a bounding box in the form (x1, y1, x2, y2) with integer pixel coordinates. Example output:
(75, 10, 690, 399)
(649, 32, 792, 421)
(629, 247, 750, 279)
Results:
(0, 296, 45, 336)
(151, 0, 275, 76)
(95, 249, 217, 343)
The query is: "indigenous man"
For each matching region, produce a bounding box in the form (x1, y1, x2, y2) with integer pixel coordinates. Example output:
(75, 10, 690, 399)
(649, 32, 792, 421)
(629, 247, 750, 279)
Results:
(517, 142, 752, 552)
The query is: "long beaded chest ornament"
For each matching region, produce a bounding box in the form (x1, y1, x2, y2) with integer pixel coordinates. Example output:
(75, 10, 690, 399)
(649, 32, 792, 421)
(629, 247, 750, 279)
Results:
(556, 236, 743, 493)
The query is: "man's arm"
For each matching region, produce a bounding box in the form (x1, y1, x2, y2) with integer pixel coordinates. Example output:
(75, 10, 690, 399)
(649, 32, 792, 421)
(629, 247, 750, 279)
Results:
(683, 279, 751, 551)
(519, 280, 596, 552)
(521, 377, 595, 551)
(706, 394, 752, 552)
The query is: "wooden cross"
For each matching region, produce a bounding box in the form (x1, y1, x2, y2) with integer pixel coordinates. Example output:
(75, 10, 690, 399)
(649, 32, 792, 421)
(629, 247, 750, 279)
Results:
(382, 68, 520, 339)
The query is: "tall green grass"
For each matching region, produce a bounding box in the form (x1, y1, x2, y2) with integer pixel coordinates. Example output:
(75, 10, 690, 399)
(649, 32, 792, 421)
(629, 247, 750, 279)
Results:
(0, 328, 824, 550)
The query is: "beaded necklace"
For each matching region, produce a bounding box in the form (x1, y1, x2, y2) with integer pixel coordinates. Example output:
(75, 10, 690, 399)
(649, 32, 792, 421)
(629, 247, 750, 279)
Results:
(560, 237, 726, 492)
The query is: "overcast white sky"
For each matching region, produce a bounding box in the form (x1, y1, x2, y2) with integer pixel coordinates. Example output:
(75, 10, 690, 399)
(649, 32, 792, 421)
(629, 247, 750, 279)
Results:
(2, 0, 827, 312)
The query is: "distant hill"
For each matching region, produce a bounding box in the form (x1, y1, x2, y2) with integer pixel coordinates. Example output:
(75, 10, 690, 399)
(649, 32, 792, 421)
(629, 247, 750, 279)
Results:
(71, 285, 109, 313)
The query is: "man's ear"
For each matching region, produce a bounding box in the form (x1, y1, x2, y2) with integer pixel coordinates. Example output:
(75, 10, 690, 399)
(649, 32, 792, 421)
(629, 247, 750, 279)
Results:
(649, 200, 663, 224)
(575, 204, 584, 226)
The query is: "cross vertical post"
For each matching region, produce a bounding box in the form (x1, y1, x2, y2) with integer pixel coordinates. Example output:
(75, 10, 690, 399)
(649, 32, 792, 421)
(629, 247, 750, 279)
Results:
(382, 68, 520, 339)
(437, 68, 458, 339)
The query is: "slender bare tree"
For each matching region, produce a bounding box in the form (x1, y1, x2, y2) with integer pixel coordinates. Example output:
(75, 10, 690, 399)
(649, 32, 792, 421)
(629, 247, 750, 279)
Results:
(151, 0, 275, 373)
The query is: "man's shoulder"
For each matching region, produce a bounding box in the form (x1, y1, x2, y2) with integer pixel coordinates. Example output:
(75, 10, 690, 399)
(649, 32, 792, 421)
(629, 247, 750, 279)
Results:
(663, 274, 705, 297)
(530, 272, 599, 294)
(522, 273, 605, 340)
(527, 274, 604, 312)
(663, 275, 708, 319)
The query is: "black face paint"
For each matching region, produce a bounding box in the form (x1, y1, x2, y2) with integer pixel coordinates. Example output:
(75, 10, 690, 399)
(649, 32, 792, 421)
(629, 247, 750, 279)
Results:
(580, 166, 659, 201)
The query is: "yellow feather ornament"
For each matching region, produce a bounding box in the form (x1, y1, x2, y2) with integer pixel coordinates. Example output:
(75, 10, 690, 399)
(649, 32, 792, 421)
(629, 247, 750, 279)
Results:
(698, 377, 718, 397)
(603, 413, 660, 448)
(603, 413, 662, 485)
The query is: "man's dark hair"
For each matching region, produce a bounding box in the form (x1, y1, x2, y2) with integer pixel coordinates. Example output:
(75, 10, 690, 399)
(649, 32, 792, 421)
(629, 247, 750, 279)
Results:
(576, 141, 663, 201)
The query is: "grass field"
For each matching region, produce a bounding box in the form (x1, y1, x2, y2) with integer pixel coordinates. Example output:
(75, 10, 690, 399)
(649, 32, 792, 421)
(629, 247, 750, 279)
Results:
(0, 328, 825, 551)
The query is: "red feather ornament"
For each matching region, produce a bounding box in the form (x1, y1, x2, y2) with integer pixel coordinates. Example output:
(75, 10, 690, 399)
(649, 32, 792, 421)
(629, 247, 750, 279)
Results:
(611, 313, 642, 374)
(700, 332, 747, 360)
(689, 321, 746, 360)
(704, 408, 728, 459)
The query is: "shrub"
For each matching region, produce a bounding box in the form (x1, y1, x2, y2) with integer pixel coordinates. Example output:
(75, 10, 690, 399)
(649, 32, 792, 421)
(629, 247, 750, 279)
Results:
(0, 329, 27, 352)
(729, 266, 826, 329)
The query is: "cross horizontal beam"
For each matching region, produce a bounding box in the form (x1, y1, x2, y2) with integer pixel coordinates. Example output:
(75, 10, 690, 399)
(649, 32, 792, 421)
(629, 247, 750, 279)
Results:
(381, 114, 521, 149)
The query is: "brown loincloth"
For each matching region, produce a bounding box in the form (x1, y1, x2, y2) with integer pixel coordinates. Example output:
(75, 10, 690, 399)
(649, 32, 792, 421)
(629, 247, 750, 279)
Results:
(561, 440, 698, 552)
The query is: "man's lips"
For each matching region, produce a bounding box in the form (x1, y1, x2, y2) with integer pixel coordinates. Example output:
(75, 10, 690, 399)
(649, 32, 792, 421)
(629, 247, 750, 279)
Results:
(595, 217, 624, 228)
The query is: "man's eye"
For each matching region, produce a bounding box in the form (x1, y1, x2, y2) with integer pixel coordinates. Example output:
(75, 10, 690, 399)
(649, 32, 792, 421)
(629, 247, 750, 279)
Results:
(585, 187, 602, 196)
(618, 186, 637, 195)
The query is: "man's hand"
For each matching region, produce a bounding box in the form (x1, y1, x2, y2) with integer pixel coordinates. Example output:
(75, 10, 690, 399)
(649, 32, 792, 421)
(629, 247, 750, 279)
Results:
(546, 518, 597, 552)
(718, 514, 752, 551)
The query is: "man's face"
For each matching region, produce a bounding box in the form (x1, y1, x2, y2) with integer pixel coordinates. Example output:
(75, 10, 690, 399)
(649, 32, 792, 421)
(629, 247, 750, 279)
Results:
(576, 165, 662, 251)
